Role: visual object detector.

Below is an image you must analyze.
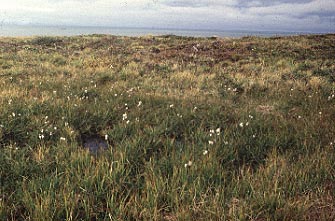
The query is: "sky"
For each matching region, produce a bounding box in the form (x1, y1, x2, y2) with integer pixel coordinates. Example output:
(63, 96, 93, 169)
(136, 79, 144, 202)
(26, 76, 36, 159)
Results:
(0, 0, 334, 33)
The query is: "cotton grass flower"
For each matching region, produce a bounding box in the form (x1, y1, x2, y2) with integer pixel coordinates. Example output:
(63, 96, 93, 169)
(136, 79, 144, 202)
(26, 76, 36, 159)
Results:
(105, 134, 108, 141)
(60, 137, 66, 141)
(208, 140, 214, 145)
(184, 160, 193, 168)
(122, 113, 128, 121)
(203, 150, 209, 155)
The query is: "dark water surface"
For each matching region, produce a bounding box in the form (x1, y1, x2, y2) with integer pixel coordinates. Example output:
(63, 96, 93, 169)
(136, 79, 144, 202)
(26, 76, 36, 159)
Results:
(83, 137, 109, 154)
(0, 25, 315, 37)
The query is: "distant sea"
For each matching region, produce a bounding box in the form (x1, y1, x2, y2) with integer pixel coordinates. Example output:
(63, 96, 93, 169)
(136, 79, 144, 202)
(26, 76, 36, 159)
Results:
(0, 25, 317, 38)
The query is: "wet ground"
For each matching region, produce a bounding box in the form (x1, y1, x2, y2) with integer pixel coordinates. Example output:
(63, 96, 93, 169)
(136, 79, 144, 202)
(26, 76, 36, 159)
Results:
(83, 137, 109, 154)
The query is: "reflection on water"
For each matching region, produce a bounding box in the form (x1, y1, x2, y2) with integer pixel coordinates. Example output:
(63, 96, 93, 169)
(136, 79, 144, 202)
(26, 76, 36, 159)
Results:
(83, 137, 108, 154)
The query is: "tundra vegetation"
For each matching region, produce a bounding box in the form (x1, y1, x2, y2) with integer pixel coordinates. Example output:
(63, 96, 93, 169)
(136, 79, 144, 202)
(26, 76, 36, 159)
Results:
(0, 34, 334, 220)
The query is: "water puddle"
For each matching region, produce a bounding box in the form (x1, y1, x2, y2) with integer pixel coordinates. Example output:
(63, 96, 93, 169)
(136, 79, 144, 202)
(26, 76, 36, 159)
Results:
(83, 136, 108, 154)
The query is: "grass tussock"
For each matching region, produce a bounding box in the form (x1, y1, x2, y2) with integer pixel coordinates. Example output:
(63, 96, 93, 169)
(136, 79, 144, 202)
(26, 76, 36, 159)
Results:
(0, 34, 335, 220)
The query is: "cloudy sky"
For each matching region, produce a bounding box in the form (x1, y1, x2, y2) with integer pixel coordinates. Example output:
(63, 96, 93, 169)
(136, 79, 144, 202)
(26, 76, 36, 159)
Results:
(0, 0, 334, 32)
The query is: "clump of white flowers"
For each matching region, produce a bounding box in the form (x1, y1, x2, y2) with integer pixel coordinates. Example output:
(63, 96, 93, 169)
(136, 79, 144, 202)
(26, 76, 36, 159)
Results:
(184, 160, 193, 168)
(122, 113, 128, 121)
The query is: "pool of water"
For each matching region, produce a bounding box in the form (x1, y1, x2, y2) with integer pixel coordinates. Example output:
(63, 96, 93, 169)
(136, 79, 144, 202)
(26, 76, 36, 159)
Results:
(83, 137, 109, 154)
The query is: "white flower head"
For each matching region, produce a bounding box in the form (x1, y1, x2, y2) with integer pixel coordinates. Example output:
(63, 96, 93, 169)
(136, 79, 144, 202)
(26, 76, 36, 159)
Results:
(203, 150, 209, 155)
(122, 113, 128, 121)
(239, 122, 244, 128)
(208, 140, 214, 145)
(184, 160, 192, 168)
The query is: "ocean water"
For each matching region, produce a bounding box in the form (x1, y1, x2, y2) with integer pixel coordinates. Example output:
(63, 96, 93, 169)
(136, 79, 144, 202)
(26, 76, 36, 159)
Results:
(0, 25, 309, 38)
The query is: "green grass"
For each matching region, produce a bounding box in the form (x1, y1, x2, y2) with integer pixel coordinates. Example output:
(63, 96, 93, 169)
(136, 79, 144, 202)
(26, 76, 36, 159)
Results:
(0, 34, 335, 220)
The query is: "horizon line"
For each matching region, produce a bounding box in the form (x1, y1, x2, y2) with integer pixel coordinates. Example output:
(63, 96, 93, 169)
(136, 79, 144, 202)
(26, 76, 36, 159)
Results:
(2, 23, 333, 35)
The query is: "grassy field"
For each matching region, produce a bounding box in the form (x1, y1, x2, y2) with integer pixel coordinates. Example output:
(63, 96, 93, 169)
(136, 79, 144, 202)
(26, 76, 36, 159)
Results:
(0, 33, 334, 220)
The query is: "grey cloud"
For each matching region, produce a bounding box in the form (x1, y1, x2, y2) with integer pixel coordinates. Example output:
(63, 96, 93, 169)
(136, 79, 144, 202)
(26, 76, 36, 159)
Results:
(160, 0, 238, 8)
(161, 1, 210, 7)
(0, 0, 334, 33)
(160, 0, 314, 8)
(239, 0, 314, 7)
